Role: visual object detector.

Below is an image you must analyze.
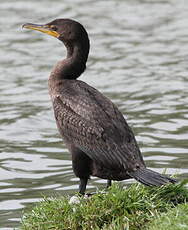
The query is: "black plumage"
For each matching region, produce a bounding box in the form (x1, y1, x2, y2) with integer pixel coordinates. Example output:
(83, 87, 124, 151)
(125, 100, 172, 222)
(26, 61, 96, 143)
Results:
(23, 19, 176, 194)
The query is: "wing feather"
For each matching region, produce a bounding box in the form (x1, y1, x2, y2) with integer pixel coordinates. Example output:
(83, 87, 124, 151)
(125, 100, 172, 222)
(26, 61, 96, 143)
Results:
(51, 80, 144, 170)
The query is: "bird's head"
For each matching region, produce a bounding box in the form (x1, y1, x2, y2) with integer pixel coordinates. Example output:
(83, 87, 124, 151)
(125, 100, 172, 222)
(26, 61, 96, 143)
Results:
(23, 18, 89, 47)
(23, 18, 90, 78)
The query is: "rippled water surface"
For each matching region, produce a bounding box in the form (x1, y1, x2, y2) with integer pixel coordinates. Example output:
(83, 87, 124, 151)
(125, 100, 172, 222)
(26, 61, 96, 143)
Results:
(0, 0, 188, 228)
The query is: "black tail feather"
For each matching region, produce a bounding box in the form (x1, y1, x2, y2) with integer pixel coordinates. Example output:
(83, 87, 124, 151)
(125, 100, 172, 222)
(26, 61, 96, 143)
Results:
(129, 168, 177, 186)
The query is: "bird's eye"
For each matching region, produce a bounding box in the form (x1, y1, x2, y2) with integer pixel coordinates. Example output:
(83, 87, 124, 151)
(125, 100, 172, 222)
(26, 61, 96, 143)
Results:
(50, 25, 57, 31)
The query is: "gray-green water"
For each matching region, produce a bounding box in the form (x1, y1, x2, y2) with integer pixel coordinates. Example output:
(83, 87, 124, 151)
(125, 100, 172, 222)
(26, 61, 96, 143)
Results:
(0, 0, 188, 228)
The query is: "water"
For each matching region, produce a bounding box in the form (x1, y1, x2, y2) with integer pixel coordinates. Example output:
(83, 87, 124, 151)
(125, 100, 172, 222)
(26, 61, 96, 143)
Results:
(0, 0, 188, 228)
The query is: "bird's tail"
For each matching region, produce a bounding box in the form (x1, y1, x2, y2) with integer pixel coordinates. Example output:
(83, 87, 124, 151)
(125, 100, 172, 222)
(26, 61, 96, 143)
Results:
(128, 168, 176, 186)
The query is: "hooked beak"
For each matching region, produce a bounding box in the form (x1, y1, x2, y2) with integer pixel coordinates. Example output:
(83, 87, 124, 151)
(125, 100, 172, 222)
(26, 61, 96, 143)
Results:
(22, 23, 60, 38)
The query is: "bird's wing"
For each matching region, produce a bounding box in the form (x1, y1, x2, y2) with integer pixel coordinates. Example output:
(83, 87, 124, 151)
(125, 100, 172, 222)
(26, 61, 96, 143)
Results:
(52, 80, 144, 171)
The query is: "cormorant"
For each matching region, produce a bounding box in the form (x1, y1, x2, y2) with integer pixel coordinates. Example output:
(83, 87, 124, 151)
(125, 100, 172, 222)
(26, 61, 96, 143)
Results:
(23, 19, 176, 194)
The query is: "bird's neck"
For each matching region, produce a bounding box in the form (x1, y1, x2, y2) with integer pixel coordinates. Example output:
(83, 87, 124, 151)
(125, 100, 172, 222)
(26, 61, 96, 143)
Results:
(49, 42, 89, 81)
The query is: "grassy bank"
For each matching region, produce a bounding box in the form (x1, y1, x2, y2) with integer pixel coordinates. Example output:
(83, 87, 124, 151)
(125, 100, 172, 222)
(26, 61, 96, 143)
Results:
(21, 179, 188, 230)
(146, 203, 188, 230)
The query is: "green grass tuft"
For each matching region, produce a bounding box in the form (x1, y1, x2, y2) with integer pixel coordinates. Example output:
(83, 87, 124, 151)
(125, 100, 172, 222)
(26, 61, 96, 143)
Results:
(21, 179, 188, 230)
(146, 203, 188, 230)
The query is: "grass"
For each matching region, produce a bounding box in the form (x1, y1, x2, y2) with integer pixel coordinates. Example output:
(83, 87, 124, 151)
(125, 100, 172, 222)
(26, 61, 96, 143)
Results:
(146, 203, 188, 230)
(21, 179, 188, 230)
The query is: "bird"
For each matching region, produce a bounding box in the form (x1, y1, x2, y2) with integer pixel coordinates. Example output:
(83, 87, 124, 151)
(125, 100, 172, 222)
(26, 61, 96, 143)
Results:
(23, 19, 176, 195)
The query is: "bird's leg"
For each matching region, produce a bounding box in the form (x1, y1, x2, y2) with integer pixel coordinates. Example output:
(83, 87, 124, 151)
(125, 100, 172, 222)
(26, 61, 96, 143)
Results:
(79, 178, 88, 195)
(65, 143, 91, 195)
(107, 179, 112, 188)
